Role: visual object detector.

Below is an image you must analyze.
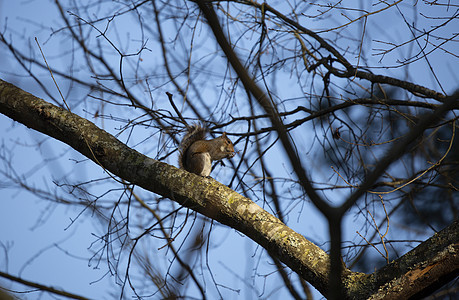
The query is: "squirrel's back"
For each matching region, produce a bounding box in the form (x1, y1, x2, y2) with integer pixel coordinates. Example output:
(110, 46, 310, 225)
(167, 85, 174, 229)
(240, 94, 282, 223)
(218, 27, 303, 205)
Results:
(178, 124, 235, 176)
(178, 124, 207, 170)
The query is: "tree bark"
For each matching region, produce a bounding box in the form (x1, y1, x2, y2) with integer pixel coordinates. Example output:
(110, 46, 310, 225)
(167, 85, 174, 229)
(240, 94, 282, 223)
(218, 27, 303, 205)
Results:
(1, 78, 458, 298)
(365, 219, 459, 299)
(0, 78, 331, 295)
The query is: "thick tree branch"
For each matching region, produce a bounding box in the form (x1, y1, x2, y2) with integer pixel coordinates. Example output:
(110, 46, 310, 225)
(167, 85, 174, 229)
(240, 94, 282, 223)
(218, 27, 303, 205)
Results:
(351, 219, 459, 300)
(194, 2, 345, 298)
(0, 78, 331, 295)
(1, 77, 458, 299)
(193, 1, 330, 214)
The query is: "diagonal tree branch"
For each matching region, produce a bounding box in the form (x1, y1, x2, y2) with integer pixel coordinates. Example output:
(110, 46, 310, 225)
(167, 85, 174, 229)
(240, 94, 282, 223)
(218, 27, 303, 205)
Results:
(0, 270, 88, 300)
(193, 3, 458, 298)
(355, 219, 459, 300)
(193, 2, 346, 298)
(1, 79, 458, 298)
(193, 0, 330, 214)
(0, 78, 331, 296)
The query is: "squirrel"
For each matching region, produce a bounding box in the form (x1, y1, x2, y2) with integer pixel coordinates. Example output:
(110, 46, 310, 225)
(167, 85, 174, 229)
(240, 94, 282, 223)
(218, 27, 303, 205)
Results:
(178, 124, 235, 176)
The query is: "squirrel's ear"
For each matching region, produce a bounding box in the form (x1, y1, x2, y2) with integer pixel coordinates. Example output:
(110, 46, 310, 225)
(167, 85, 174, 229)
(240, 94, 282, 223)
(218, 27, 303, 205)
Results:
(222, 132, 227, 137)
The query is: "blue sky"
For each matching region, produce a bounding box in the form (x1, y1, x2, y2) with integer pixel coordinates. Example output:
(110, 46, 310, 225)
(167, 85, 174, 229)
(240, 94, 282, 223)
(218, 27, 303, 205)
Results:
(1, 1, 458, 299)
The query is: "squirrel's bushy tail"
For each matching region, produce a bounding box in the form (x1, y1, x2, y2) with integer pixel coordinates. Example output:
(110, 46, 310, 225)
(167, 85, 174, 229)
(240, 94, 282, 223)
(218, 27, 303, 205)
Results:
(178, 124, 207, 169)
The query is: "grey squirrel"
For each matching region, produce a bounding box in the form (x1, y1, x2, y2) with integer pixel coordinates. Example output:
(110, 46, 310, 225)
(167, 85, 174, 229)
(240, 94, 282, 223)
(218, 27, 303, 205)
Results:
(179, 124, 235, 176)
